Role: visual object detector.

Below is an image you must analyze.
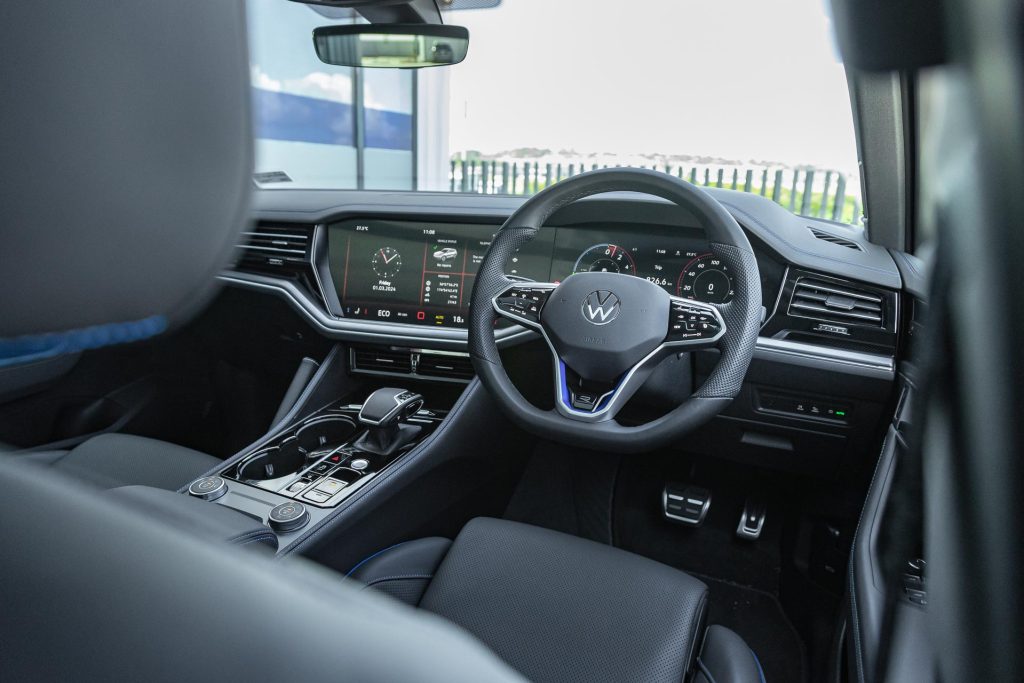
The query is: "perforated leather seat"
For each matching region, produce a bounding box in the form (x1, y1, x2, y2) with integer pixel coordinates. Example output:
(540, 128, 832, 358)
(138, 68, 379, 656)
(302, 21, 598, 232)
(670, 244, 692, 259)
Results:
(350, 517, 765, 683)
(17, 433, 219, 491)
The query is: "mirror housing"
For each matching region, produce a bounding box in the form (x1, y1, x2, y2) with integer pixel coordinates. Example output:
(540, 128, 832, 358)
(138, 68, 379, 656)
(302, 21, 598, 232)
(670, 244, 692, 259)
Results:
(313, 23, 469, 68)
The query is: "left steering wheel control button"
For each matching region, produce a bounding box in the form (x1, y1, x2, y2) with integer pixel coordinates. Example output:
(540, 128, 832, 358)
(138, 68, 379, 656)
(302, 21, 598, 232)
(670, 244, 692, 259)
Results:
(268, 502, 309, 533)
(494, 285, 553, 326)
(188, 476, 226, 501)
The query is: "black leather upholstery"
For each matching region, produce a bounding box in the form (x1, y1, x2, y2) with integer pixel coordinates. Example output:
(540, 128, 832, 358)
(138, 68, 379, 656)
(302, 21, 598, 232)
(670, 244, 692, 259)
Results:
(17, 433, 220, 491)
(107, 485, 278, 551)
(694, 626, 765, 683)
(353, 518, 761, 683)
(0, 459, 524, 682)
(348, 537, 452, 606)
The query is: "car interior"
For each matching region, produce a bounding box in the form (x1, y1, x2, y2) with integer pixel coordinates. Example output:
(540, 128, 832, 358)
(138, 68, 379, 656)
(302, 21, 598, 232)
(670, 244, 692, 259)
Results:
(2, 0, 1022, 681)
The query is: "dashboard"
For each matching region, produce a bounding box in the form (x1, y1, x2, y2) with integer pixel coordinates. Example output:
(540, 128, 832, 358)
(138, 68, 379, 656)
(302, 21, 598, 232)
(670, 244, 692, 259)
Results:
(327, 218, 744, 329)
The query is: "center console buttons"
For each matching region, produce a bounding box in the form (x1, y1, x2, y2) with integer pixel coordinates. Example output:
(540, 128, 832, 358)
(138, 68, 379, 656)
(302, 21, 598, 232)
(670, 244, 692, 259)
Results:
(313, 478, 346, 496)
(349, 458, 370, 471)
(268, 502, 309, 533)
(302, 489, 332, 504)
(188, 476, 226, 501)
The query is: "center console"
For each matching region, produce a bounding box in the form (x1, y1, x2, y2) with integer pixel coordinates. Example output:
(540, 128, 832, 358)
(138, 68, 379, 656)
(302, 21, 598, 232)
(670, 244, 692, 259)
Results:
(183, 385, 446, 547)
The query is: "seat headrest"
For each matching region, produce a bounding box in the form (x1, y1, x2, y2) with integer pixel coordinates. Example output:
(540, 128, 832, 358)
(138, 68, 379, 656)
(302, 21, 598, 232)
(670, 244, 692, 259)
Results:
(0, 1, 252, 349)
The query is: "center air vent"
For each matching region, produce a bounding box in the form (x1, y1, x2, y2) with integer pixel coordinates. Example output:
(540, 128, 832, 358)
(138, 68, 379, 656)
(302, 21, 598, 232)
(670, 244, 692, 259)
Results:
(808, 227, 863, 251)
(351, 347, 413, 374)
(350, 347, 474, 383)
(788, 277, 885, 327)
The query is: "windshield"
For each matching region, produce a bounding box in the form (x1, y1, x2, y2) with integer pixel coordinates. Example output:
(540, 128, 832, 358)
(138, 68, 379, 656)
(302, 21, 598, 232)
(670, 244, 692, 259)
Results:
(248, 0, 863, 225)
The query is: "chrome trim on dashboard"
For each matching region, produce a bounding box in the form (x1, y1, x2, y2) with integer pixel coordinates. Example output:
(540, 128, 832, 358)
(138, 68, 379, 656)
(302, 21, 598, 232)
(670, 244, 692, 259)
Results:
(219, 271, 538, 350)
(753, 337, 895, 379)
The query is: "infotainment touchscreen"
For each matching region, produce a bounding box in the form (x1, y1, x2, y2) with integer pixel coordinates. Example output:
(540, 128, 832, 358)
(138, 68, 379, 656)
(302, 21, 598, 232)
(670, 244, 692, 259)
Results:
(327, 219, 553, 328)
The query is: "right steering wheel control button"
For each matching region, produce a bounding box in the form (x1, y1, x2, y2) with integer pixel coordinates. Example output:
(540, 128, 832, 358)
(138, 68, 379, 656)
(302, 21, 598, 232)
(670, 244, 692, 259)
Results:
(188, 476, 226, 501)
(668, 302, 722, 342)
(268, 502, 309, 533)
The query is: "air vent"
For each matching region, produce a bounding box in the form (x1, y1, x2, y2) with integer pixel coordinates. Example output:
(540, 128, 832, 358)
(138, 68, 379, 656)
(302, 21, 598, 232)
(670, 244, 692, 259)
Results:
(237, 223, 313, 270)
(350, 347, 474, 383)
(808, 227, 863, 251)
(351, 348, 413, 374)
(417, 352, 475, 381)
(788, 277, 885, 327)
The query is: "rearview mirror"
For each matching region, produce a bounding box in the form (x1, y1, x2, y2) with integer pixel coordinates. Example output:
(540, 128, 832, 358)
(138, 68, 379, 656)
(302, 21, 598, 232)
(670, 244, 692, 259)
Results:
(313, 23, 469, 68)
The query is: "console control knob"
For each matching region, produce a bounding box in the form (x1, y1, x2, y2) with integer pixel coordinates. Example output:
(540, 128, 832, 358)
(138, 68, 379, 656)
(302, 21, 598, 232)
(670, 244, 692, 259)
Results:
(188, 476, 226, 501)
(349, 458, 370, 471)
(268, 502, 309, 533)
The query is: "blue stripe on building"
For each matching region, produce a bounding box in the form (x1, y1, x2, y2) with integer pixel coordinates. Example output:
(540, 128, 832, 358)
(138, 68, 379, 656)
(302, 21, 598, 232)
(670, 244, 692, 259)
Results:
(252, 88, 412, 151)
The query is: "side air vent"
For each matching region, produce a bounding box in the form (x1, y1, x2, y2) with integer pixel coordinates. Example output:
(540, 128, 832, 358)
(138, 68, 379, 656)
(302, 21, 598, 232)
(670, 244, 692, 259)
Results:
(808, 227, 863, 251)
(234, 223, 327, 305)
(237, 223, 313, 270)
(417, 352, 475, 381)
(788, 277, 885, 327)
(350, 347, 474, 383)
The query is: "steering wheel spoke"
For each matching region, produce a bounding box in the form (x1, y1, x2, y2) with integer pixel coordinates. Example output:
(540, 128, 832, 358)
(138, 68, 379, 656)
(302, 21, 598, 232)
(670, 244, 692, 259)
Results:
(552, 349, 663, 423)
(491, 281, 558, 330)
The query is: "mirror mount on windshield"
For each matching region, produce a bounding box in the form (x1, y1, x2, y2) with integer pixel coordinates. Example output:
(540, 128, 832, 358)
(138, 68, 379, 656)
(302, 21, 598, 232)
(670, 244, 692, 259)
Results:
(313, 23, 469, 68)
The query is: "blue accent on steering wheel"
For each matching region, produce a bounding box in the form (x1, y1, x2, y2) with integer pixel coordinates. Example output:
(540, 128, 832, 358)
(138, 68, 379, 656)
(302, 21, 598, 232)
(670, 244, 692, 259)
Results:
(0, 316, 168, 368)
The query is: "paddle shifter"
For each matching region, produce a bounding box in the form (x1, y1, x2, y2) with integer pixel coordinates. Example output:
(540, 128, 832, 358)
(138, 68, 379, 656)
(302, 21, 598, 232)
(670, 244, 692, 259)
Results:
(353, 388, 425, 456)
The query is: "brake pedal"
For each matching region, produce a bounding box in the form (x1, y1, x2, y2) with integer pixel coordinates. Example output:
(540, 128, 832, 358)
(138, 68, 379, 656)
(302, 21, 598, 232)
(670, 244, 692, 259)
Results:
(663, 484, 711, 526)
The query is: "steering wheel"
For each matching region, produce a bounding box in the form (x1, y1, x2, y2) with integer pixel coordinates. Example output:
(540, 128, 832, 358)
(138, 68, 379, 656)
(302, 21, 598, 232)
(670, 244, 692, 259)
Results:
(469, 168, 762, 453)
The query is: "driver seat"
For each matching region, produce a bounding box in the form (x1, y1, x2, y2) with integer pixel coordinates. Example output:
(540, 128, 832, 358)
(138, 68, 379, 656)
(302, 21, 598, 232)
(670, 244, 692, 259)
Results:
(350, 517, 764, 683)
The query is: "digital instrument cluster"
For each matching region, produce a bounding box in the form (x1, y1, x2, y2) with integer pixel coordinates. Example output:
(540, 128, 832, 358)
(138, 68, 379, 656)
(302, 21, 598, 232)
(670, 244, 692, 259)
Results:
(327, 219, 737, 328)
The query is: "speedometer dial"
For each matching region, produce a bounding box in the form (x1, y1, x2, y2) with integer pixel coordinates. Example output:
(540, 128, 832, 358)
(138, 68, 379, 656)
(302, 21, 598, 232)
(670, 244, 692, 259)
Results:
(573, 244, 635, 275)
(677, 253, 734, 303)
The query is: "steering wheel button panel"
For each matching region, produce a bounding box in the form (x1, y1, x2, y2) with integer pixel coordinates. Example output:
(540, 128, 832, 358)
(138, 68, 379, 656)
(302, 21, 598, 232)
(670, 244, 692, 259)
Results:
(666, 300, 725, 344)
(494, 284, 556, 327)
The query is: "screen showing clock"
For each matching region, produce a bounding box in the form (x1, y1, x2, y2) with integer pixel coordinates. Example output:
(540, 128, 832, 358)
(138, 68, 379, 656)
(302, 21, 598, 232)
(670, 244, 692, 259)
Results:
(327, 219, 552, 328)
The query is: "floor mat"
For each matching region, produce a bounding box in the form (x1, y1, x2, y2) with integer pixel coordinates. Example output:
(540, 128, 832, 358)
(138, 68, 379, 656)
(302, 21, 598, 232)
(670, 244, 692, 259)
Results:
(696, 574, 807, 683)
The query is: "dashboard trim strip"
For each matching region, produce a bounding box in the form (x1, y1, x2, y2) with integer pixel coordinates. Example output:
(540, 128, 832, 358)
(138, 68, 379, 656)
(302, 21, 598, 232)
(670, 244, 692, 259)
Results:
(220, 270, 895, 380)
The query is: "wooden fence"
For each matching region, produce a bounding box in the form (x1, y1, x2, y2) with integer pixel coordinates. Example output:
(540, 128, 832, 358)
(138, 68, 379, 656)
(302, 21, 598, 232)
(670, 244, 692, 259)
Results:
(448, 158, 861, 225)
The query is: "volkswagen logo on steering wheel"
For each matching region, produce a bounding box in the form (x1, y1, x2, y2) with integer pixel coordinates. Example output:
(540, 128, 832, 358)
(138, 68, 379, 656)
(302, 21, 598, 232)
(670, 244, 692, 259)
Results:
(582, 290, 621, 325)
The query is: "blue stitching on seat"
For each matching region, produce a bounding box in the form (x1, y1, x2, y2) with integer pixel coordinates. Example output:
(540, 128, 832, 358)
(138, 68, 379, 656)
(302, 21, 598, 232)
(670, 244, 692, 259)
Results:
(346, 541, 410, 577)
(0, 315, 167, 368)
(751, 648, 766, 683)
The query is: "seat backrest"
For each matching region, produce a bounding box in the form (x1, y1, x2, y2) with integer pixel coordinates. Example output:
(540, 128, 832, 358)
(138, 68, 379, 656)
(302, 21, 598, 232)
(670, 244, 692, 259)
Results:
(0, 3, 521, 680)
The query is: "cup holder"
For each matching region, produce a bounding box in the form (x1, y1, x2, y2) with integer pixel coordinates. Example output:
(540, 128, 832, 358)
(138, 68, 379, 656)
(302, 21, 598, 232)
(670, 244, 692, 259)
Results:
(237, 439, 306, 481)
(294, 416, 358, 455)
(234, 416, 359, 482)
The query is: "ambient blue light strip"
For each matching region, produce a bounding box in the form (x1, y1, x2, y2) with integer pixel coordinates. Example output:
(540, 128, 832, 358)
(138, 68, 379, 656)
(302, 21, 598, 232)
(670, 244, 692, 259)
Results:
(0, 316, 168, 368)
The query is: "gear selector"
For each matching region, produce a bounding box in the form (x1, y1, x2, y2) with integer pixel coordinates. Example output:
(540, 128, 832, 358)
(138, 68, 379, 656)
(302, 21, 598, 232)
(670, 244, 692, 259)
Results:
(353, 388, 424, 456)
